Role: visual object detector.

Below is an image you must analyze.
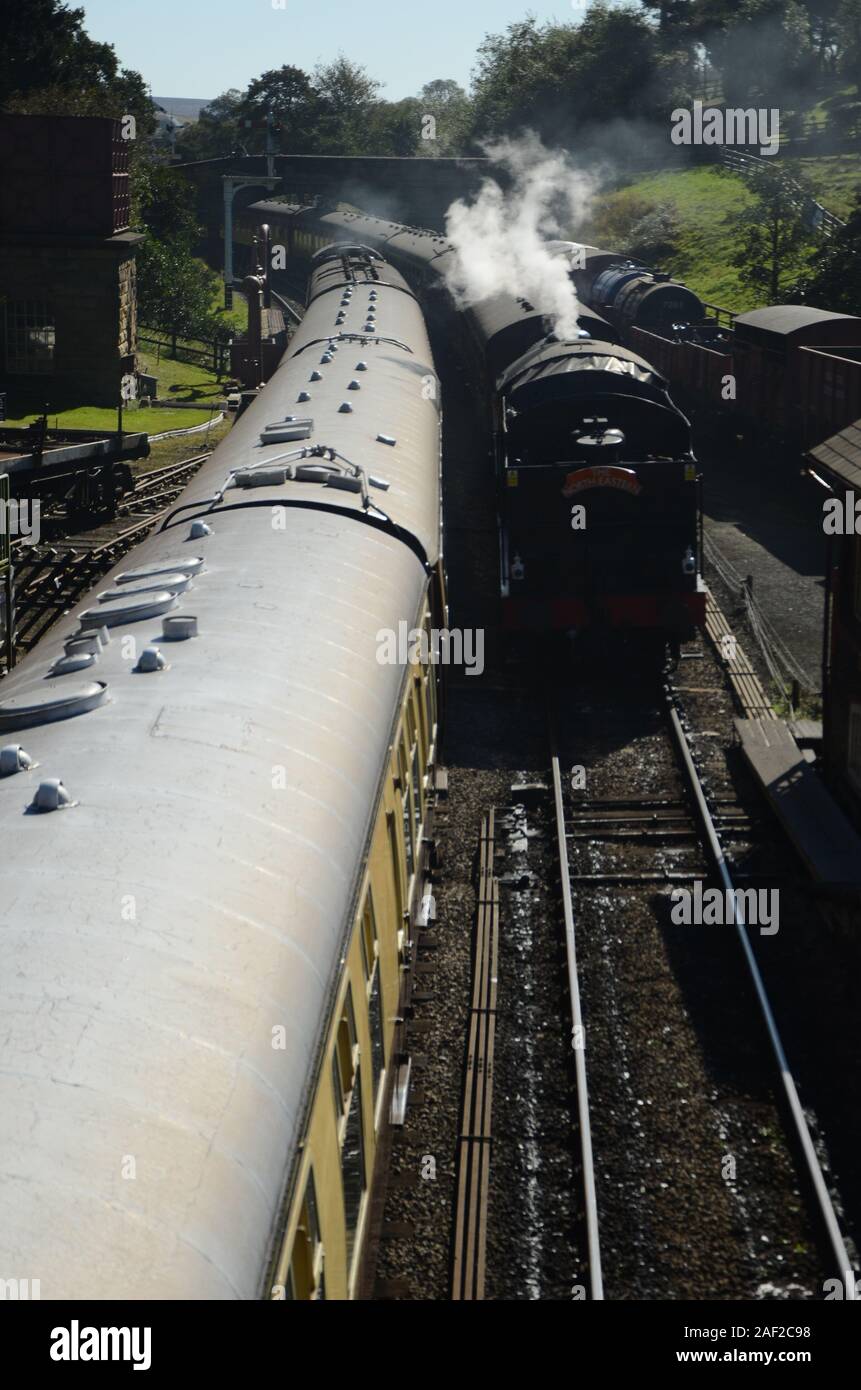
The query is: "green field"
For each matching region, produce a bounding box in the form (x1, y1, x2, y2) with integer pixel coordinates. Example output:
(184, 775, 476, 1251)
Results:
(583, 155, 861, 312)
(3, 403, 219, 433)
(134, 418, 233, 472)
(134, 346, 229, 404)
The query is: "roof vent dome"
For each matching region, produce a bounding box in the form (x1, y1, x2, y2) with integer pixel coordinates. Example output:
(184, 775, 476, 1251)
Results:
(30, 778, 73, 812)
(136, 645, 168, 672)
(0, 744, 33, 777)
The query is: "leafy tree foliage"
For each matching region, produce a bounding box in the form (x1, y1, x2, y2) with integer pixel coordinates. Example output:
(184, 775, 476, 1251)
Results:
(701, 0, 815, 107)
(136, 239, 222, 345)
(469, 7, 695, 145)
(134, 164, 200, 243)
(790, 192, 861, 309)
(723, 162, 817, 300)
(0, 0, 154, 135)
(176, 57, 386, 161)
(173, 90, 245, 162)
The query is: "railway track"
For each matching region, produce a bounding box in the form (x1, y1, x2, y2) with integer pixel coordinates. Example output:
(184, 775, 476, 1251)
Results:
(543, 666, 853, 1299)
(446, 643, 854, 1301)
(662, 678, 853, 1292)
(2, 452, 211, 667)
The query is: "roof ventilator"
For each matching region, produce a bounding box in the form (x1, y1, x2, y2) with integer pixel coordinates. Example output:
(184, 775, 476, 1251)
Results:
(189, 520, 212, 539)
(0, 680, 109, 732)
(64, 634, 102, 658)
(259, 417, 313, 444)
(116, 557, 204, 583)
(234, 466, 289, 488)
(98, 573, 193, 601)
(80, 591, 177, 628)
(29, 778, 74, 812)
(49, 652, 97, 676)
(225, 445, 390, 509)
(0, 744, 33, 777)
(136, 646, 168, 672)
(163, 615, 198, 641)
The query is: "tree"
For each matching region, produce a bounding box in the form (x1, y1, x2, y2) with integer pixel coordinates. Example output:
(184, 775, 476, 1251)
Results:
(174, 90, 244, 162)
(365, 98, 424, 156)
(136, 239, 222, 349)
(724, 162, 816, 301)
(0, 0, 154, 135)
(790, 192, 861, 310)
(310, 56, 382, 153)
(417, 80, 474, 154)
(698, 0, 816, 108)
(838, 0, 861, 78)
(134, 163, 199, 244)
(623, 202, 682, 261)
(637, 0, 699, 42)
(469, 6, 689, 146)
(239, 66, 318, 151)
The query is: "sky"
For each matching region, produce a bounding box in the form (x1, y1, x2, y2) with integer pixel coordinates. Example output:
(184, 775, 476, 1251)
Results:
(79, 0, 593, 104)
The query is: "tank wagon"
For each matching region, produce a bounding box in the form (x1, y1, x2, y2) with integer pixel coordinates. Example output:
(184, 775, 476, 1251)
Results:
(571, 245, 861, 450)
(0, 247, 443, 1300)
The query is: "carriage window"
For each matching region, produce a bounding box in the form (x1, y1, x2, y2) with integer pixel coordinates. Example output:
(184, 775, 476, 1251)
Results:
(332, 988, 357, 1120)
(360, 892, 384, 1097)
(424, 618, 438, 737)
(410, 738, 422, 839)
(341, 1067, 366, 1272)
(284, 1171, 325, 1301)
(387, 810, 404, 924)
(400, 736, 414, 880)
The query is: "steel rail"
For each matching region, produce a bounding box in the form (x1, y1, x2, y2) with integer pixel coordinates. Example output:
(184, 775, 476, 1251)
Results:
(550, 740, 604, 1300)
(665, 686, 855, 1296)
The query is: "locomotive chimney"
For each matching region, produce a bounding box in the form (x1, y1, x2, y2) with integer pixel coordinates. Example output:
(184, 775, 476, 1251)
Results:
(574, 418, 626, 462)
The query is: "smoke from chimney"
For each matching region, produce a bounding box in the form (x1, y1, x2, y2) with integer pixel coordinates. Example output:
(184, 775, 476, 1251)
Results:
(441, 132, 597, 337)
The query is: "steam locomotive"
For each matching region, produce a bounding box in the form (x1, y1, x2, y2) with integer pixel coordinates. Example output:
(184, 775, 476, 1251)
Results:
(242, 201, 707, 642)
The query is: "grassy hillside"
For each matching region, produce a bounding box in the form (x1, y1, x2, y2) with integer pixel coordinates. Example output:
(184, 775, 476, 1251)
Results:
(583, 167, 757, 309)
(582, 155, 861, 313)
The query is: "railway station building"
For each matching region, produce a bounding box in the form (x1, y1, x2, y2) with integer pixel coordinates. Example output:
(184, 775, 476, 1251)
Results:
(0, 115, 142, 409)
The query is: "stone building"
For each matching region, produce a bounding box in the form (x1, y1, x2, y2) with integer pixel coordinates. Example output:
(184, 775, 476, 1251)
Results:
(0, 115, 142, 408)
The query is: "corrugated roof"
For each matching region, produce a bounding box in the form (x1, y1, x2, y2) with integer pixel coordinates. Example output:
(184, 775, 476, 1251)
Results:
(808, 419, 861, 490)
(735, 305, 861, 337)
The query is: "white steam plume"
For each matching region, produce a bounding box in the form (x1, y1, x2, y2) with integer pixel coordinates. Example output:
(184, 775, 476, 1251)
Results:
(442, 132, 596, 339)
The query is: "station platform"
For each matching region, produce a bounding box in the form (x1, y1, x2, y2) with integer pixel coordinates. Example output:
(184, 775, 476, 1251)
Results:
(735, 716, 861, 897)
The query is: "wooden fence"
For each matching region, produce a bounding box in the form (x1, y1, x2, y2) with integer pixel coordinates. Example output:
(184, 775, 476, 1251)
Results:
(138, 333, 231, 374)
(718, 147, 846, 238)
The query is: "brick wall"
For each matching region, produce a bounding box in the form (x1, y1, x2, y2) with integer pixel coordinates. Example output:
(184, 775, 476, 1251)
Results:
(0, 232, 143, 407)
